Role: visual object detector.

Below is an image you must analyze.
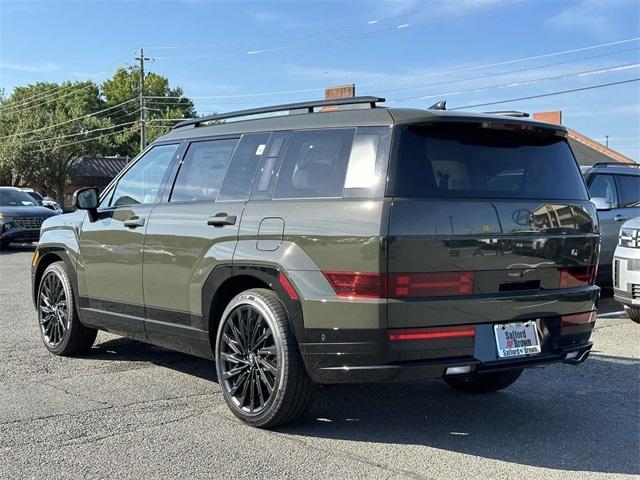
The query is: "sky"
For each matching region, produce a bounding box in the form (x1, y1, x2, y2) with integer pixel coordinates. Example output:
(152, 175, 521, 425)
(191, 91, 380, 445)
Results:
(0, 0, 639, 160)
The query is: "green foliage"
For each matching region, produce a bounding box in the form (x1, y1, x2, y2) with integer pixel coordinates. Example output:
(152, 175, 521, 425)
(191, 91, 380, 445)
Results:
(0, 69, 197, 204)
(102, 67, 195, 156)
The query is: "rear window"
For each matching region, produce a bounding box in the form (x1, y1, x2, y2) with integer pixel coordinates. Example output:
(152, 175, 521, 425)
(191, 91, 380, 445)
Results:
(389, 124, 588, 200)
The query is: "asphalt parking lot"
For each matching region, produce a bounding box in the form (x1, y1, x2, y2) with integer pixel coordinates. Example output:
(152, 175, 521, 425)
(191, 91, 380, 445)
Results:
(1, 244, 638, 480)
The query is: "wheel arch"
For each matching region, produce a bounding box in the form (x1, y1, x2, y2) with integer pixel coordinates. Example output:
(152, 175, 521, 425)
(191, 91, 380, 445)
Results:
(32, 248, 79, 309)
(202, 264, 305, 352)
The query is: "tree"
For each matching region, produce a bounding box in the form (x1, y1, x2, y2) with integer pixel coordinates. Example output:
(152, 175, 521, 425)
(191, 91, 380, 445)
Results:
(0, 81, 115, 202)
(102, 67, 196, 157)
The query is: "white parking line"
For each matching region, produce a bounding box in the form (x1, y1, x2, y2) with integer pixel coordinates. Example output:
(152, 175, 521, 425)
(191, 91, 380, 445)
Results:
(597, 310, 626, 318)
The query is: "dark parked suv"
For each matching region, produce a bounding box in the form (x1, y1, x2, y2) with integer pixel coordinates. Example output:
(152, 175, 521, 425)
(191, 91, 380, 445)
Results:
(32, 97, 599, 427)
(1, 186, 58, 250)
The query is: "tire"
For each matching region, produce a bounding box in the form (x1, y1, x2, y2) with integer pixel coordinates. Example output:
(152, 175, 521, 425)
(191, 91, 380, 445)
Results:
(0, 241, 7, 252)
(36, 261, 97, 356)
(215, 288, 315, 428)
(626, 306, 640, 324)
(444, 369, 523, 393)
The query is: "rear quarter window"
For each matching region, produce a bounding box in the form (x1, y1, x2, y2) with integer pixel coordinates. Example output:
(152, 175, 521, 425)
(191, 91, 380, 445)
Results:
(273, 128, 355, 199)
(389, 123, 588, 201)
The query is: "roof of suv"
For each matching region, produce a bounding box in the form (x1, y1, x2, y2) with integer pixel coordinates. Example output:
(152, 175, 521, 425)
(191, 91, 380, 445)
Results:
(582, 163, 640, 176)
(156, 105, 568, 144)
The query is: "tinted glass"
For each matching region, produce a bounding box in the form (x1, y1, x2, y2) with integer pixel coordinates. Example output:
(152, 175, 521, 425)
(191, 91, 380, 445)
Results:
(0, 189, 39, 207)
(110, 144, 178, 207)
(390, 124, 588, 200)
(218, 133, 270, 201)
(616, 174, 640, 207)
(588, 174, 618, 207)
(170, 139, 238, 203)
(273, 128, 354, 199)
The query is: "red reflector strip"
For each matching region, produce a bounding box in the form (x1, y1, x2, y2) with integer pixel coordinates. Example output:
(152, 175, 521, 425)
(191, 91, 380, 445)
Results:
(389, 325, 476, 341)
(278, 273, 298, 300)
(389, 272, 474, 297)
(322, 271, 385, 298)
(561, 310, 596, 326)
(559, 265, 596, 288)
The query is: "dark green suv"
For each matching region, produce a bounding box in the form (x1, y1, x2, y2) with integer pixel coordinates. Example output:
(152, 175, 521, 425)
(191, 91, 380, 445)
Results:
(32, 97, 599, 427)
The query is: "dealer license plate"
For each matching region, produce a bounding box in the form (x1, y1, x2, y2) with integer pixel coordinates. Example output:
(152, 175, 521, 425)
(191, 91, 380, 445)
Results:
(494, 322, 541, 358)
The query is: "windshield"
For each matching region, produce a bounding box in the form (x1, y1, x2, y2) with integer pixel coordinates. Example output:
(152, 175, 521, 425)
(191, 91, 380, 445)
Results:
(25, 191, 43, 202)
(0, 189, 40, 207)
(389, 123, 589, 201)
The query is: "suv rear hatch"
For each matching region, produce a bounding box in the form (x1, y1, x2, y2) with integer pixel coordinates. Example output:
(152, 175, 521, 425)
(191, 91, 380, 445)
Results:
(386, 121, 599, 330)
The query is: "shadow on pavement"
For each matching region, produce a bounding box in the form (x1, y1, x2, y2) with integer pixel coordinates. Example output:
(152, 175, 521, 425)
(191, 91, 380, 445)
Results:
(86, 334, 639, 475)
(279, 354, 640, 475)
(87, 336, 218, 382)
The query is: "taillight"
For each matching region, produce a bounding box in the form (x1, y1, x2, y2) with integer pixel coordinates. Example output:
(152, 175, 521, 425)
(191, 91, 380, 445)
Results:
(389, 325, 475, 341)
(559, 266, 596, 288)
(561, 310, 596, 326)
(388, 272, 474, 297)
(322, 271, 475, 298)
(322, 272, 386, 298)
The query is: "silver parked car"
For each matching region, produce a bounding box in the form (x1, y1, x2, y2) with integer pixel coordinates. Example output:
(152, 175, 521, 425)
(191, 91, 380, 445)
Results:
(582, 162, 640, 285)
(613, 217, 640, 323)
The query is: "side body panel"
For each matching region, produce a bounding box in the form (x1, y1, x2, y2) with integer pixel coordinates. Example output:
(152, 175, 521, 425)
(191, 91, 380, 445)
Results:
(141, 200, 245, 357)
(76, 205, 152, 340)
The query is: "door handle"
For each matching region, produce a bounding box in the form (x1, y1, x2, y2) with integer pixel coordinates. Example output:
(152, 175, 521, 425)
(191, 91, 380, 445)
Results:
(124, 216, 145, 228)
(614, 215, 628, 223)
(207, 213, 237, 227)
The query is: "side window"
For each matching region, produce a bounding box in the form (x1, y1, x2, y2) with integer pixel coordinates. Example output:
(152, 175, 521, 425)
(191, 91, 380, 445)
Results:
(273, 129, 355, 199)
(110, 144, 178, 207)
(587, 174, 618, 207)
(616, 175, 640, 207)
(343, 127, 392, 197)
(170, 139, 239, 203)
(218, 133, 271, 201)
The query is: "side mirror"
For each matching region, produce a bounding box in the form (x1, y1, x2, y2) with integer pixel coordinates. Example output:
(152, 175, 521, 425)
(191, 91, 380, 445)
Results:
(591, 197, 612, 211)
(73, 187, 99, 221)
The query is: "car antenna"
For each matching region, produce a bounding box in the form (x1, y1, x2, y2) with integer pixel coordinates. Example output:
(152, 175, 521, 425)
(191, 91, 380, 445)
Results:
(428, 100, 446, 110)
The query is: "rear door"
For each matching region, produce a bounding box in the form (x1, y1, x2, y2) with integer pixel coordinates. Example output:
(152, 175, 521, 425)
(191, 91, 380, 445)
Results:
(387, 122, 598, 329)
(141, 133, 268, 355)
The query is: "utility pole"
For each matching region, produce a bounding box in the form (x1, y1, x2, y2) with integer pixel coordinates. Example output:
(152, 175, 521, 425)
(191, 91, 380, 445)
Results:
(135, 48, 151, 152)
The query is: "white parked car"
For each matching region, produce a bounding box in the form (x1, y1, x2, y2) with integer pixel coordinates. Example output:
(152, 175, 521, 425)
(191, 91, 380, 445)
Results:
(613, 216, 640, 323)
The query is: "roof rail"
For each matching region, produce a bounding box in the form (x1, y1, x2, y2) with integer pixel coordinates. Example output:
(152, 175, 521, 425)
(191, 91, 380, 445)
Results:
(592, 161, 639, 168)
(172, 96, 386, 129)
(483, 110, 530, 118)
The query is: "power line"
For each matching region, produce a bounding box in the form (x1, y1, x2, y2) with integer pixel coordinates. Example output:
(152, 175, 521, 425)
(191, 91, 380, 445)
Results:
(387, 62, 640, 103)
(145, 0, 471, 51)
(0, 99, 137, 140)
(27, 126, 134, 154)
(18, 121, 138, 147)
(153, 0, 515, 60)
(375, 46, 640, 96)
(0, 83, 85, 111)
(0, 83, 100, 117)
(451, 78, 640, 110)
(144, 38, 640, 105)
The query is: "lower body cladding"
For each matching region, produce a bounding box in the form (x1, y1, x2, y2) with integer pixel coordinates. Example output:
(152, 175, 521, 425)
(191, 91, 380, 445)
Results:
(297, 286, 599, 384)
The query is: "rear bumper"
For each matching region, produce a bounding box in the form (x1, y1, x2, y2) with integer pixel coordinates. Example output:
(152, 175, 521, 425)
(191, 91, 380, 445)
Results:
(299, 286, 599, 384)
(310, 344, 592, 383)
